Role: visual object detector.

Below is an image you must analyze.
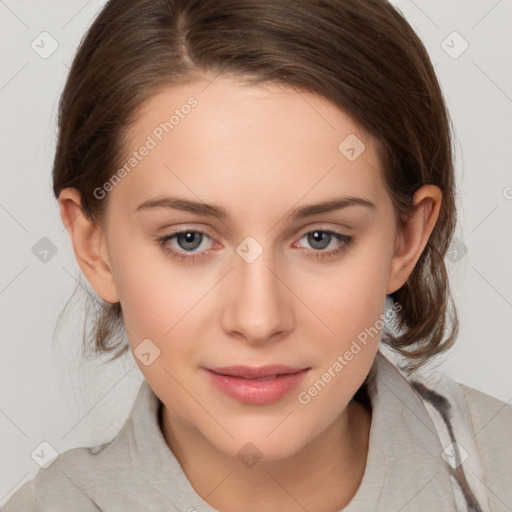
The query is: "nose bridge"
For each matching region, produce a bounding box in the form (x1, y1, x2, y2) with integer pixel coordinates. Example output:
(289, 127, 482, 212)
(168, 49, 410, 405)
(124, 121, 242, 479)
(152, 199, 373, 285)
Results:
(222, 235, 292, 343)
(238, 241, 278, 297)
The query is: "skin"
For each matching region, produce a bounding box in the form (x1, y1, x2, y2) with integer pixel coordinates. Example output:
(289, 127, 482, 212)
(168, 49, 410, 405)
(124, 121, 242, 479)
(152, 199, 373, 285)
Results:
(59, 75, 441, 512)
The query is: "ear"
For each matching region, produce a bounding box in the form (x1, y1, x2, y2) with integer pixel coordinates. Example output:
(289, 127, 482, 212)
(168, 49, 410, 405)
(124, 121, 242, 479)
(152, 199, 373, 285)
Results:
(386, 184, 442, 294)
(58, 188, 119, 303)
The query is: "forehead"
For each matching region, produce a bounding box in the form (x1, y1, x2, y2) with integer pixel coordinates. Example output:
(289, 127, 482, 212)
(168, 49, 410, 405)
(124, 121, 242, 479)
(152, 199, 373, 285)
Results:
(110, 75, 385, 217)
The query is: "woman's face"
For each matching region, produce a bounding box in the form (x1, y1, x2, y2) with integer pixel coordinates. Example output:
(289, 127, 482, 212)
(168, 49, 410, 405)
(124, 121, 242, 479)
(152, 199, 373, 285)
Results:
(99, 75, 401, 460)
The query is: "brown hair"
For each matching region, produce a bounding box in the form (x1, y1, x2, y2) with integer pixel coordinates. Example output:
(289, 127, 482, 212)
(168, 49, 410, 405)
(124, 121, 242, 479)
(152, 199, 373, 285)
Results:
(53, 0, 458, 376)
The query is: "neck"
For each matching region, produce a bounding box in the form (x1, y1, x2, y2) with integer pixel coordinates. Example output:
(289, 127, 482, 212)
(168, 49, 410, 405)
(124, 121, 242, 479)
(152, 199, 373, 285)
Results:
(160, 399, 372, 512)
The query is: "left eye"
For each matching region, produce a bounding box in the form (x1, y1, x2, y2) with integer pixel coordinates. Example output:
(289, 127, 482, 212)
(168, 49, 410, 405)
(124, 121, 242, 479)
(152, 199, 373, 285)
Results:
(293, 229, 353, 259)
(297, 230, 346, 250)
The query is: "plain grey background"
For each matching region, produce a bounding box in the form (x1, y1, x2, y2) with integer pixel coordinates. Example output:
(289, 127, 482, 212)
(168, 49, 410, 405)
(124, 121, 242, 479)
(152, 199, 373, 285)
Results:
(1, 0, 511, 505)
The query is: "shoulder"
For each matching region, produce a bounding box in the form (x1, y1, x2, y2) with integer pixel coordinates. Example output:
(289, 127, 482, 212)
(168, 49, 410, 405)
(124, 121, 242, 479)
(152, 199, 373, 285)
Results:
(1, 445, 106, 512)
(458, 382, 512, 456)
(458, 382, 512, 509)
(1, 479, 35, 511)
(1, 380, 163, 511)
(460, 382, 512, 428)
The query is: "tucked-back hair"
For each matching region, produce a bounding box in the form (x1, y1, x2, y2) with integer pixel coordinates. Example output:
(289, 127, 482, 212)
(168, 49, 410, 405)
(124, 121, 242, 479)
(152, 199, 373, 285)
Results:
(53, 0, 458, 378)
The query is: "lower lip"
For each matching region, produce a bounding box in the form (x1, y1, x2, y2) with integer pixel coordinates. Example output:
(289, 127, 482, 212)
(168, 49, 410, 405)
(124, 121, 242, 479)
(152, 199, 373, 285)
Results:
(204, 368, 310, 404)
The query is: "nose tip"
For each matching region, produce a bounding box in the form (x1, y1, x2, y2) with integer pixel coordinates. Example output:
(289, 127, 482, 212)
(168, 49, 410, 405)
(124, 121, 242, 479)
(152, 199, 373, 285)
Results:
(243, 330, 286, 346)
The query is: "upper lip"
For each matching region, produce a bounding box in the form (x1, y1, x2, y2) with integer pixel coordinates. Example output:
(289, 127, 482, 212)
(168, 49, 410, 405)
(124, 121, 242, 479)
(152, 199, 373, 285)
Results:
(206, 365, 308, 379)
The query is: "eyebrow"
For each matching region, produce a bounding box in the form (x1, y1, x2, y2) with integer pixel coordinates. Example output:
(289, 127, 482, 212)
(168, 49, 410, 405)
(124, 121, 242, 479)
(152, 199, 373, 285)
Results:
(134, 195, 376, 220)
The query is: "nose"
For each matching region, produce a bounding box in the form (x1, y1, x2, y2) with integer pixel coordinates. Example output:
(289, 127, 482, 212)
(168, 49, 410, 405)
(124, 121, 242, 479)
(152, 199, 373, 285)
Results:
(221, 243, 294, 346)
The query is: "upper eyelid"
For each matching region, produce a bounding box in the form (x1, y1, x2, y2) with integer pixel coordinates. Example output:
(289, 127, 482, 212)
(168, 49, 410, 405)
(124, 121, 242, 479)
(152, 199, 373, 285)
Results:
(162, 224, 349, 237)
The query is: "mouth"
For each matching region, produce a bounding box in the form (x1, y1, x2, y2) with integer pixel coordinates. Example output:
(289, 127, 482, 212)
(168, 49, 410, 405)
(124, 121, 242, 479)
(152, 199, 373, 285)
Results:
(206, 364, 308, 379)
(203, 364, 310, 404)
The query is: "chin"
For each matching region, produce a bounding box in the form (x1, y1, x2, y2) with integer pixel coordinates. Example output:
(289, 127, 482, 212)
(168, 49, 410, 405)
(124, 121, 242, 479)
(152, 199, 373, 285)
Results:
(208, 424, 315, 465)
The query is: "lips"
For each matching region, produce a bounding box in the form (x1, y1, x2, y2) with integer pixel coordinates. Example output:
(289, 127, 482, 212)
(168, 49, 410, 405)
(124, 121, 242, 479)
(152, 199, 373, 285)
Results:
(203, 364, 310, 404)
(206, 364, 307, 379)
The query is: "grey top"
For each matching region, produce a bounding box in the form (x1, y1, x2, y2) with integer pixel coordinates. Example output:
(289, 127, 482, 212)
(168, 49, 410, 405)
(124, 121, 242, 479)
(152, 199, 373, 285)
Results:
(3, 351, 511, 511)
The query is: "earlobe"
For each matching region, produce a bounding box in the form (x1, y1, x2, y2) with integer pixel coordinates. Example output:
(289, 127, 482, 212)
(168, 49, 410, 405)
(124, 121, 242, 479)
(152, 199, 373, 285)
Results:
(386, 185, 442, 294)
(58, 188, 119, 304)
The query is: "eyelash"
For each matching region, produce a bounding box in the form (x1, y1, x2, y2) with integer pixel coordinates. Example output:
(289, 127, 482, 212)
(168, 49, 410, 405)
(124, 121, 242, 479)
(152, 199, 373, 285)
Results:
(157, 228, 354, 264)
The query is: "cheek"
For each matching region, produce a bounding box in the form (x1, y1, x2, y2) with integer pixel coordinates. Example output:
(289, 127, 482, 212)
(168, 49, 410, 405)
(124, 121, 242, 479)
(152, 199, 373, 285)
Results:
(106, 232, 193, 343)
(293, 248, 391, 419)
(300, 238, 392, 340)
(109, 247, 232, 384)
(291, 237, 393, 410)
(115, 265, 171, 337)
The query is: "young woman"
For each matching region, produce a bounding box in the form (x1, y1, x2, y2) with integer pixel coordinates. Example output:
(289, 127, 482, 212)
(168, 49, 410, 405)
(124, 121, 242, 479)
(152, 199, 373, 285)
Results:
(3, 0, 511, 511)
